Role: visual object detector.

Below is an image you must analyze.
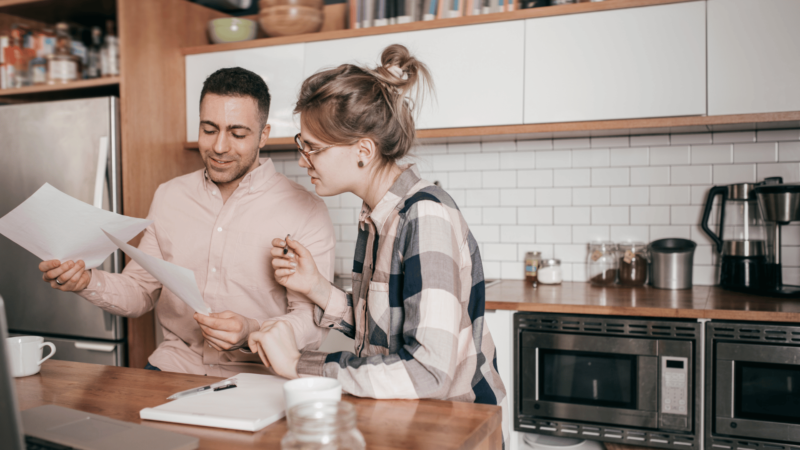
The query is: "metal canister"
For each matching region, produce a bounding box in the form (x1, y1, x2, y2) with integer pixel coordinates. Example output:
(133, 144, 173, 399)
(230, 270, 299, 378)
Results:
(649, 239, 696, 290)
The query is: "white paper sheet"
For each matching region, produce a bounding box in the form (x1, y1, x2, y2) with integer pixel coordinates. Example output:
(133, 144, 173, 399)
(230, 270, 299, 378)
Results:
(0, 183, 152, 269)
(102, 230, 211, 315)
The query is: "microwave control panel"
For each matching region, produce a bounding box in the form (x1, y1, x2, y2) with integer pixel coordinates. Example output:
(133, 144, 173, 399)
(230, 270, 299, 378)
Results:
(661, 357, 689, 415)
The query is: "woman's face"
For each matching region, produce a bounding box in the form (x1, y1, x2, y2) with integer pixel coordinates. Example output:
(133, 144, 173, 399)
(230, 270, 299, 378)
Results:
(296, 126, 360, 197)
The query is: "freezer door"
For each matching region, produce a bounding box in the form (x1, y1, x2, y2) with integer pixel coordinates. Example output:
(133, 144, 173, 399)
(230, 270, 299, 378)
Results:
(9, 334, 125, 366)
(0, 97, 125, 341)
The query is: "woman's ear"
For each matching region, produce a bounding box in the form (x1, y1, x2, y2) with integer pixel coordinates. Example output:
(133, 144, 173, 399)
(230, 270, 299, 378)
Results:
(355, 137, 378, 167)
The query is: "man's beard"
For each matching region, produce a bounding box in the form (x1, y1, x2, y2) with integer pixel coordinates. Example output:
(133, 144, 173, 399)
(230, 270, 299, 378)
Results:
(204, 148, 259, 185)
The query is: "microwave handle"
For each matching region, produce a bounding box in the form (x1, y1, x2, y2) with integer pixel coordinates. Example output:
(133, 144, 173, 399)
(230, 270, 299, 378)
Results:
(701, 185, 727, 254)
(534, 347, 539, 401)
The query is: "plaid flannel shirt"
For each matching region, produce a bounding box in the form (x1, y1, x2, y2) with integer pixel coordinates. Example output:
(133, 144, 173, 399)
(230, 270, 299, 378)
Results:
(297, 166, 507, 441)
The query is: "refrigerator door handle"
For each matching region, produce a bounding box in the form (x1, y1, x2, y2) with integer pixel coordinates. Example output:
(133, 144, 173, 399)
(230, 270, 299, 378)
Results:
(93, 136, 109, 209)
(74, 342, 116, 352)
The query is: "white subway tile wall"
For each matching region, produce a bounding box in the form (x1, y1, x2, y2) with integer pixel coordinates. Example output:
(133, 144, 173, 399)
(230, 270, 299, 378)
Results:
(266, 131, 800, 284)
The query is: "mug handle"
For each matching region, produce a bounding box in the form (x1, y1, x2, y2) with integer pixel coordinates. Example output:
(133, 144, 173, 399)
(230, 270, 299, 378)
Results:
(38, 342, 56, 365)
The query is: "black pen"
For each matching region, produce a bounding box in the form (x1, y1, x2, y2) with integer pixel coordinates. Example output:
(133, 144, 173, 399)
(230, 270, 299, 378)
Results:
(283, 234, 291, 255)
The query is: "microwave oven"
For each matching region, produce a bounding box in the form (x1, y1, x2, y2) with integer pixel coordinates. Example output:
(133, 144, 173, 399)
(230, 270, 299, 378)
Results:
(706, 321, 800, 450)
(515, 313, 701, 449)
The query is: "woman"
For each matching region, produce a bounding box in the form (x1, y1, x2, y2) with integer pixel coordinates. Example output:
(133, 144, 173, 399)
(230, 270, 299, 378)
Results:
(248, 44, 507, 439)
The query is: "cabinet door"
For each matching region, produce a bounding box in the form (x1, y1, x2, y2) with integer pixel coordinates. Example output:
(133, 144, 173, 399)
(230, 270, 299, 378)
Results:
(524, 2, 706, 124)
(303, 22, 525, 130)
(185, 43, 305, 141)
(708, 0, 800, 116)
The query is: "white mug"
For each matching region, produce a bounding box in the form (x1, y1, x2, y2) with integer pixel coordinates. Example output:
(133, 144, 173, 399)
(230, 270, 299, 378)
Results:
(6, 336, 56, 377)
(283, 377, 342, 409)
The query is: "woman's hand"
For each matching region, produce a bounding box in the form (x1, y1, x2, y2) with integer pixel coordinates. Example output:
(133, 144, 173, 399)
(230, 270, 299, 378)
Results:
(248, 320, 301, 380)
(270, 236, 331, 309)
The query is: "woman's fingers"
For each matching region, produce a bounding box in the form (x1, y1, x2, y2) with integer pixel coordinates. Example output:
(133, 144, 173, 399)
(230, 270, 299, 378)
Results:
(271, 258, 297, 270)
(285, 236, 311, 258)
(274, 268, 295, 278)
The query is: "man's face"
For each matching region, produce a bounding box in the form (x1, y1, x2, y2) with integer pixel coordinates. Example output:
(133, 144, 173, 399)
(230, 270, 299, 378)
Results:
(198, 94, 269, 186)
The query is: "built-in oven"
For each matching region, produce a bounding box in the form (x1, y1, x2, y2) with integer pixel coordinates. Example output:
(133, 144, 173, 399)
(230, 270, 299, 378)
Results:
(707, 321, 800, 450)
(515, 313, 701, 449)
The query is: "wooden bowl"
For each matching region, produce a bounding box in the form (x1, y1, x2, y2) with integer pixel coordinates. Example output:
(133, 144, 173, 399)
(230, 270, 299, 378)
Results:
(259, 0, 323, 10)
(258, 5, 324, 37)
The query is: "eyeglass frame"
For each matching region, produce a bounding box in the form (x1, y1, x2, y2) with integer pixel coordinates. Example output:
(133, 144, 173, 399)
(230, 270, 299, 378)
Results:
(294, 133, 339, 171)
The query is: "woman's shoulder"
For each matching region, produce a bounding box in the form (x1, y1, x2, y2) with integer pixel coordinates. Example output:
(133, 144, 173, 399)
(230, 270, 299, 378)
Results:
(398, 182, 469, 242)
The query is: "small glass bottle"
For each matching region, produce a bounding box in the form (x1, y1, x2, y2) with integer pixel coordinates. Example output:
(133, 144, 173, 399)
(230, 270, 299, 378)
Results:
(618, 242, 649, 287)
(538, 259, 562, 285)
(525, 251, 542, 287)
(100, 20, 119, 77)
(587, 241, 618, 287)
(282, 400, 366, 450)
(46, 23, 80, 84)
(87, 26, 103, 79)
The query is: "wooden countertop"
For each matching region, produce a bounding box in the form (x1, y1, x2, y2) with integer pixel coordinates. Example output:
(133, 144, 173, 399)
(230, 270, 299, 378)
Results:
(485, 281, 800, 322)
(15, 360, 502, 450)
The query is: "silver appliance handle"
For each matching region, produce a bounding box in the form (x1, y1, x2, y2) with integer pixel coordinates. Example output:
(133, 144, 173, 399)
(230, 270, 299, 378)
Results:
(74, 342, 116, 352)
(535, 347, 539, 401)
(93, 136, 109, 209)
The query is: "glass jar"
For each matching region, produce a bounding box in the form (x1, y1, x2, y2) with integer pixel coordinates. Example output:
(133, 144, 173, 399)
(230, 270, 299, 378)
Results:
(618, 242, 649, 287)
(587, 241, 618, 286)
(538, 259, 562, 285)
(525, 251, 542, 287)
(282, 400, 365, 450)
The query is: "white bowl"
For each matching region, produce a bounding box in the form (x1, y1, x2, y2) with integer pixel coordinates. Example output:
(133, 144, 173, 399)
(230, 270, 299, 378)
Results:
(283, 377, 342, 409)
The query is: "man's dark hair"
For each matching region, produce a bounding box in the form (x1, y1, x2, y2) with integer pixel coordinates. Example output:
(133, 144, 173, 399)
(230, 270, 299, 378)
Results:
(200, 67, 271, 128)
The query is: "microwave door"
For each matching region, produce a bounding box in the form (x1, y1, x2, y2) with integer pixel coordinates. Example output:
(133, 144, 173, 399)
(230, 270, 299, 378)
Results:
(715, 343, 800, 442)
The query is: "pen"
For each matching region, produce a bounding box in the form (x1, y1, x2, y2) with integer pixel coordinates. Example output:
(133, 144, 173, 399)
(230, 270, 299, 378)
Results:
(167, 378, 238, 400)
(283, 234, 291, 255)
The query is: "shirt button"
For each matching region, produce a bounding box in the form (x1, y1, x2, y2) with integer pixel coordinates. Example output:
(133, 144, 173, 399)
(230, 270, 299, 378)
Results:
(209, 364, 214, 367)
(212, 190, 218, 195)
(217, 227, 223, 232)
(97, 283, 102, 287)
(212, 268, 217, 273)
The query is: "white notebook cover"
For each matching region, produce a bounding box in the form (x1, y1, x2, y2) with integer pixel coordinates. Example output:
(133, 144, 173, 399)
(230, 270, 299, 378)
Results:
(140, 373, 288, 432)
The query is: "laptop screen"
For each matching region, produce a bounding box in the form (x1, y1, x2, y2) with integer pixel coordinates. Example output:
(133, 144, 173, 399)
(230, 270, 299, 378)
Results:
(0, 296, 26, 450)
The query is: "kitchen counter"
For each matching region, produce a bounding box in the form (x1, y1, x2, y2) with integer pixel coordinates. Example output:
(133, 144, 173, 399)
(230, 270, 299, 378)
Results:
(485, 281, 800, 322)
(15, 360, 502, 450)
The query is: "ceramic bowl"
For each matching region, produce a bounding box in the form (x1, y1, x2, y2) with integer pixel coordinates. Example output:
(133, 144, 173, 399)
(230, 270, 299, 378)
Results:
(207, 18, 258, 44)
(283, 376, 342, 409)
(258, 5, 324, 37)
(259, 0, 323, 10)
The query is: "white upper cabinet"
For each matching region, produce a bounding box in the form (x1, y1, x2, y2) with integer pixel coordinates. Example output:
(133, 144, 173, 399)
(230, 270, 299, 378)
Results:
(523, 2, 706, 124)
(185, 43, 305, 141)
(708, 0, 800, 116)
(303, 22, 525, 130)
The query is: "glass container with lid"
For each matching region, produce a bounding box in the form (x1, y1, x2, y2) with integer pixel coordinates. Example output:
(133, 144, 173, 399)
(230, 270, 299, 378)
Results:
(617, 241, 649, 287)
(525, 251, 542, 286)
(587, 241, 618, 286)
(538, 259, 562, 285)
(282, 400, 365, 450)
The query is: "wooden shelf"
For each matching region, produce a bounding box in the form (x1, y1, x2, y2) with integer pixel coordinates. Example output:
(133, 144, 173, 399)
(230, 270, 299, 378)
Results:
(184, 111, 800, 151)
(182, 0, 694, 55)
(0, 77, 119, 97)
(0, 0, 115, 21)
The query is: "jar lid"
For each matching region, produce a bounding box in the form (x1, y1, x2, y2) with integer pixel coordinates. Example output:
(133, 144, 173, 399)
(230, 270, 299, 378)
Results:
(541, 258, 561, 266)
(618, 241, 646, 249)
(588, 240, 617, 250)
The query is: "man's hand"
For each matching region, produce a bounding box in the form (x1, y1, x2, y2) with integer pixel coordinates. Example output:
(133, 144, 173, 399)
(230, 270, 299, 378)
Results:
(248, 320, 301, 380)
(194, 310, 259, 351)
(39, 260, 91, 292)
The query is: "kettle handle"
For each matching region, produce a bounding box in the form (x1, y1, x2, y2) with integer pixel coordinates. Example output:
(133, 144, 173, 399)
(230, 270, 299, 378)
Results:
(701, 186, 727, 253)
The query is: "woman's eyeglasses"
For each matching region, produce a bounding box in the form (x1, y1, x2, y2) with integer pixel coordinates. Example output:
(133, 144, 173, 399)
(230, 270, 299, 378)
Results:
(294, 134, 337, 171)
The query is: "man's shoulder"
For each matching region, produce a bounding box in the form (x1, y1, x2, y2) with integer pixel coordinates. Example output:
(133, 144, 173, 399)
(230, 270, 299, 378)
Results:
(153, 168, 206, 199)
(270, 172, 326, 210)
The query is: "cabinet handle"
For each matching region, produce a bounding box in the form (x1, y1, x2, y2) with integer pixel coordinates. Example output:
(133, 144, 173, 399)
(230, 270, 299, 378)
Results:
(93, 136, 109, 209)
(74, 342, 116, 352)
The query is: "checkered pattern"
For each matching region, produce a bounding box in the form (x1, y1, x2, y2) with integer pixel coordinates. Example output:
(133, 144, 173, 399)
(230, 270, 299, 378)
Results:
(297, 166, 507, 442)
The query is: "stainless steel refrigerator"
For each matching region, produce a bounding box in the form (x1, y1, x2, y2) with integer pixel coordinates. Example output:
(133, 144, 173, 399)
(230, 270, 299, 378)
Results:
(0, 97, 126, 366)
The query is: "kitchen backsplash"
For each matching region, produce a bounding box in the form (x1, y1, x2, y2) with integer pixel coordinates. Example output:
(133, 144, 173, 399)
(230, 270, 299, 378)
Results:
(265, 129, 800, 285)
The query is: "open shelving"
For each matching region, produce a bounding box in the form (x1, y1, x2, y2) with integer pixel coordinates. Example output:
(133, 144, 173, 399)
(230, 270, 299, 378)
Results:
(0, 76, 119, 97)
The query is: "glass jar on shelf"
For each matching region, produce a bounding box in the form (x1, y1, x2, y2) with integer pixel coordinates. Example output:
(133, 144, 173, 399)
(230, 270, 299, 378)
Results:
(525, 251, 542, 287)
(282, 400, 365, 450)
(587, 241, 618, 286)
(538, 259, 562, 285)
(46, 22, 80, 84)
(617, 242, 649, 287)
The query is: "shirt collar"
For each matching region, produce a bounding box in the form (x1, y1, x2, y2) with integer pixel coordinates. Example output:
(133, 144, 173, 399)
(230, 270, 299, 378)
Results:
(359, 165, 421, 233)
(203, 157, 277, 195)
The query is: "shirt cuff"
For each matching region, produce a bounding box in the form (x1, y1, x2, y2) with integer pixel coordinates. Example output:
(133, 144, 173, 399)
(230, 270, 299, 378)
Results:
(76, 269, 106, 300)
(314, 285, 349, 329)
(297, 350, 326, 377)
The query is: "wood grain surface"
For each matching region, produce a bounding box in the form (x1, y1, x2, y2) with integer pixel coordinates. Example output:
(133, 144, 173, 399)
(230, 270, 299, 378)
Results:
(0, 77, 120, 97)
(16, 360, 502, 450)
(486, 281, 800, 322)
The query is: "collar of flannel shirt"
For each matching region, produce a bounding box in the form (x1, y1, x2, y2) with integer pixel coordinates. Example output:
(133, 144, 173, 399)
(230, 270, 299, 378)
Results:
(358, 164, 420, 234)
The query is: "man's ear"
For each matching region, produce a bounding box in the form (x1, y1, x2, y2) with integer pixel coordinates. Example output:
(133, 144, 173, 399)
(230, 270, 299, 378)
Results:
(259, 124, 271, 149)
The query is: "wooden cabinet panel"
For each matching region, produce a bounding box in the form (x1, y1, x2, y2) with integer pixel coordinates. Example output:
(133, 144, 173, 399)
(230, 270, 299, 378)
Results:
(185, 44, 306, 141)
(302, 21, 525, 130)
(708, 0, 800, 116)
(523, 2, 706, 124)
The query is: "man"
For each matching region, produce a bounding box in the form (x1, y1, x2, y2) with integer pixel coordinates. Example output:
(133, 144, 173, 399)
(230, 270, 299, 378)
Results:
(38, 68, 335, 377)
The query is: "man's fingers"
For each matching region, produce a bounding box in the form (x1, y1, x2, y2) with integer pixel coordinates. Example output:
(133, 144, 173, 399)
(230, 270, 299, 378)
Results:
(45, 261, 73, 281)
(58, 261, 84, 285)
(255, 342, 271, 368)
(39, 260, 61, 272)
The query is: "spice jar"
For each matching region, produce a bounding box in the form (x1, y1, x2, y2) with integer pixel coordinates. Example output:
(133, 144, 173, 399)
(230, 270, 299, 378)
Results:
(538, 259, 562, 285)
(282, 400, 365, 450)
(618, 242, 649, 287)
(587, 241, 618, 286)
(525, 251, 542, 286)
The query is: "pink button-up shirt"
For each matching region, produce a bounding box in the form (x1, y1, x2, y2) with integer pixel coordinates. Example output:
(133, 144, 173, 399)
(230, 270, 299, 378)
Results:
(78, 159, 335, 377)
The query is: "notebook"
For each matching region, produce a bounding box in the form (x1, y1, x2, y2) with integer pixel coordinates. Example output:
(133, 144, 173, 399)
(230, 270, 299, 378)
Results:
(140, 373, 288, 432)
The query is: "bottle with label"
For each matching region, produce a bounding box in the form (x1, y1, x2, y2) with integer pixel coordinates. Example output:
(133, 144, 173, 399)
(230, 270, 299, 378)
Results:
(46, 23, 80, 84)
(87, 26, 102, 78)
(4, 28, 25, 88)
(525, 251, 542, 287)
(100, 20, 119, 77)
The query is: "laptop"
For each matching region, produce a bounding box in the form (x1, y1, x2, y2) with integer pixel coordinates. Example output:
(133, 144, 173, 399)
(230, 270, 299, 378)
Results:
(0, 296, 199, 450)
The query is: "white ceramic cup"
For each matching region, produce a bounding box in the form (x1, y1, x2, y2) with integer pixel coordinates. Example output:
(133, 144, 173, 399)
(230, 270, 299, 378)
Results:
(6, 336, 56, 377)
(283, 377, 342, 409)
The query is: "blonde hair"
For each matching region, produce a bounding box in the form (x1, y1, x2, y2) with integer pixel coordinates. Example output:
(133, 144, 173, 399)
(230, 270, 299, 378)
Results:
(294, 44, 433, 163)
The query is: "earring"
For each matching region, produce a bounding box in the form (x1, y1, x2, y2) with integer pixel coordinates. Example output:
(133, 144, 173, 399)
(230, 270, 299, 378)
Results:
(358, 161, 364, 168)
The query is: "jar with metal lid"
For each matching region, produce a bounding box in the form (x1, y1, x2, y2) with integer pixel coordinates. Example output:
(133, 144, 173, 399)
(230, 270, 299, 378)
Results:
(525, 251, 542, 286)
(538, 259, 562, 285)
(282, 400, 365, 450)
(617, 241, 649, 287)
(587, 241, 618, 286)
